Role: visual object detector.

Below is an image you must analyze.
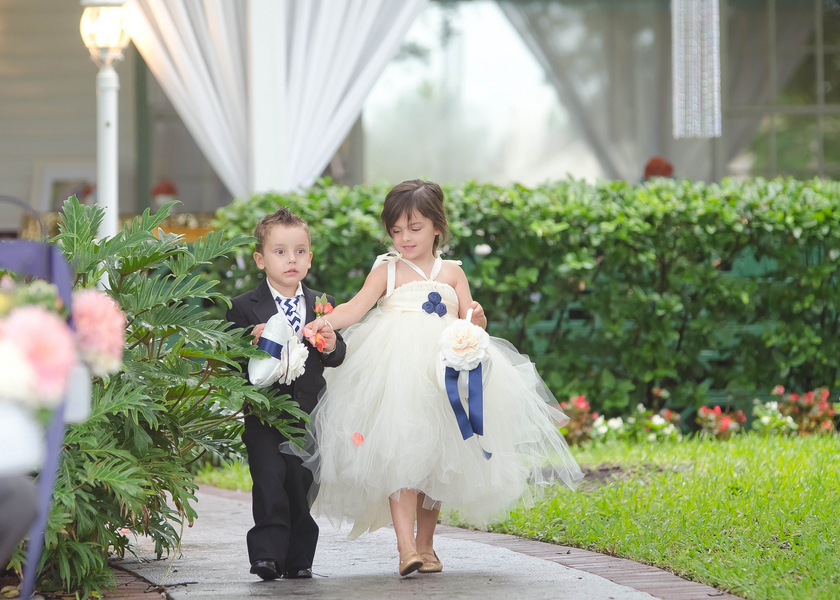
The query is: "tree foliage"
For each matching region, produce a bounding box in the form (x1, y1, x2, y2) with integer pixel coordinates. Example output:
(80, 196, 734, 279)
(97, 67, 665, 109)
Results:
(209, 177, 840, 417)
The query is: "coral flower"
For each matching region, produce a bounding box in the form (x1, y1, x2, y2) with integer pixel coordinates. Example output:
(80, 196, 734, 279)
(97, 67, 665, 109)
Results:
(303, 327, 327, 352)
(72, 289, 126, 376)
(0, 306, 77, 405)
(573, 395, 589, 410)
(772, 385, 785, 395)
(351, 432, 364, 447)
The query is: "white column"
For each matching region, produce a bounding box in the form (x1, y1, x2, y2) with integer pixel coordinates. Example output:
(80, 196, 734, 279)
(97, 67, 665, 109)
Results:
(96, 63, 120, 239)
(249, 0, 287, 193)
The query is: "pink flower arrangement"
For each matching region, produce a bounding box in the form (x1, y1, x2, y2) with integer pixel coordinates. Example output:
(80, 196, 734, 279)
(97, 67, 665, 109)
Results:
(0, 306, 77, 405)
(72, 289, 126, 376)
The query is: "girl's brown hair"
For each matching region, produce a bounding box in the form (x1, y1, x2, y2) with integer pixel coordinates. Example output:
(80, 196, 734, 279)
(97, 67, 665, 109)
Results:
(380, 180, 449, 255)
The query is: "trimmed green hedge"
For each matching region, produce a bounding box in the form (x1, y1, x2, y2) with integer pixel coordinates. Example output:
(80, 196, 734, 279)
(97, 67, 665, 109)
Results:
(209, 177, 840, 415)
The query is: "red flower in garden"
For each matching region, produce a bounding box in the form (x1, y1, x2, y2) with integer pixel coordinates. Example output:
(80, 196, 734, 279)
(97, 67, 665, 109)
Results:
(713, 406, 722, 415)
(736, 410, 747, 423)
(790, 393, 800, 402)
(720, 415, 732, 431)
(803, 391, 815, 404)
(772, 385, 785, 395)
(821, 389, 830, 401)
(573, 395, 589, 411)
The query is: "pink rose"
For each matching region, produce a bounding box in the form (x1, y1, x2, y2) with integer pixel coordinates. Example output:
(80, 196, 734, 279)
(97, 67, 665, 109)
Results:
(72, 289, 125, 377)
(1, 306, 77, 404)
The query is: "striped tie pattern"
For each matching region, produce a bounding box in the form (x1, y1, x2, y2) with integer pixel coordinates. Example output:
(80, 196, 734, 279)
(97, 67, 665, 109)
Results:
(277, 296, 301, 333)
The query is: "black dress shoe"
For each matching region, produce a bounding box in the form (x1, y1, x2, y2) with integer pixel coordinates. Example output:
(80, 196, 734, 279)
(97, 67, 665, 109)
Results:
(284, 567, 313, 579)
(250, 559, 280, 580)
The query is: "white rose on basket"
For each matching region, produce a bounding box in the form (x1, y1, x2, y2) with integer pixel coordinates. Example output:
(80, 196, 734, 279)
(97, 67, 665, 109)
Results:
(439, 309, 490, 371)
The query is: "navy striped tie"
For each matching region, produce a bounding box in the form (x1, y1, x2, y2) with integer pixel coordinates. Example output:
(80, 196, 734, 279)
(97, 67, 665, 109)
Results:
(277, 296, 301, 333)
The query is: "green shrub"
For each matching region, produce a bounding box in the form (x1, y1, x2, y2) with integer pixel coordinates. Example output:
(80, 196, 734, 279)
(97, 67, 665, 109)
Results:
(208, 177, 840, 416)
(6, 198, 304, 596)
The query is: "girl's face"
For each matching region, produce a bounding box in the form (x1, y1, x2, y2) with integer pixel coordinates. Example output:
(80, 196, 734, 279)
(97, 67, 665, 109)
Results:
(389, 211, 441, 261)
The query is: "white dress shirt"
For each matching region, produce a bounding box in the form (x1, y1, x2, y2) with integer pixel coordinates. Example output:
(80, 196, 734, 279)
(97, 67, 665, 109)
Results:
(266, 281, 306, 341)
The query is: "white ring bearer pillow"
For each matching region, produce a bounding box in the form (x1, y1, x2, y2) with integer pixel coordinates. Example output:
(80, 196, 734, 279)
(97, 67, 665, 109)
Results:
(248, 313, 308, 387)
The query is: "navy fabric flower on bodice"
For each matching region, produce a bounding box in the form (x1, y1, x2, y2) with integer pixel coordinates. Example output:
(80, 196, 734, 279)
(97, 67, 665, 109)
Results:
(422, 291, 447, 317)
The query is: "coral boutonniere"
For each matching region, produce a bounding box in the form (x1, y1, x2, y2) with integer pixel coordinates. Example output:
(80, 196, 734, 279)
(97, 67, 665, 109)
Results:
(314, 293, 334, 318)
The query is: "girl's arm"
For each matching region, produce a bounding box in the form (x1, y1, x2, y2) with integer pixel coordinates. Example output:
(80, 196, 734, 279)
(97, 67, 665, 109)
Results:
(307, 265, 388, 332)
(452, 264, 487, 329)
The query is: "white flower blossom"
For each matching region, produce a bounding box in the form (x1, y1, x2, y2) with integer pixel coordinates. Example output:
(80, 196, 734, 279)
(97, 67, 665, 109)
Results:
(607, 417, 623, 430)
(647, 433, 657, 442)
(0, 340, 37, 405)
(282, 337, 308, 383)
(439, 319, 490, 371)
(596, 425, 608, 435)
(650, 415, 666, 426)
(637, 403, 646, 413)
(474, 244, 492, 256)
(760, 415, 771, 425)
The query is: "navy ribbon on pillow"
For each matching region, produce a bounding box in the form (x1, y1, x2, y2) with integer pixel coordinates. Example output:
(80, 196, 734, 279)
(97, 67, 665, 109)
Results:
(444, 363, 491, 460)
(256, 337, 284, 359)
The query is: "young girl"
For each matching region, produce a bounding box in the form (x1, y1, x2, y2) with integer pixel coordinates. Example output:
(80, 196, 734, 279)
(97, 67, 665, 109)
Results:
(304, 180, 583, 576)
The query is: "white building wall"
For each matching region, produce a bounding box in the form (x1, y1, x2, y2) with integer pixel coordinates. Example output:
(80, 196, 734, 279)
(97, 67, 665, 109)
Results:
(0, 0, 136, 233)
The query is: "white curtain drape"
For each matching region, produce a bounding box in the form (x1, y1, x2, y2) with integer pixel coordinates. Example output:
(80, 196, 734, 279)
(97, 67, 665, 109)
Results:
(498, 0, 813, 182)
(126, 0, 249, 198)
(283, 0, 426, 188)
(126, 0, 426, 197)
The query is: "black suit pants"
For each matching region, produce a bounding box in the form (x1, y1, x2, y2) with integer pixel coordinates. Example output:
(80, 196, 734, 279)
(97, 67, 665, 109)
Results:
(242, 415, 318, 570)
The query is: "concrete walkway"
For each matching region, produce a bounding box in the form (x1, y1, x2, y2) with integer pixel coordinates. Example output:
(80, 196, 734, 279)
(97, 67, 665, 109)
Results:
(113, 488, 732, 600)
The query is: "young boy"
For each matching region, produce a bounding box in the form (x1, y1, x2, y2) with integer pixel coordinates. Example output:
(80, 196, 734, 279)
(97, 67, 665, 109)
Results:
(226, 208, 346, 581)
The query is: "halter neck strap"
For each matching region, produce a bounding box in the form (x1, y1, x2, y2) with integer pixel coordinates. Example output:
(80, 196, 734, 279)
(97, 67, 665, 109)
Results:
(371, 252, 445, 297)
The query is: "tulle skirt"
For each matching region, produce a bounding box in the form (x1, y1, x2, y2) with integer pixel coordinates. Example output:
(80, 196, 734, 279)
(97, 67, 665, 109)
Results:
(298, 306, 583, 539)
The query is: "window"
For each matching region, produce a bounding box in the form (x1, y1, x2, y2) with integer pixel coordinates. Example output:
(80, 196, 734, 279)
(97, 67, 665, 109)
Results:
(726, 0, 840, 179)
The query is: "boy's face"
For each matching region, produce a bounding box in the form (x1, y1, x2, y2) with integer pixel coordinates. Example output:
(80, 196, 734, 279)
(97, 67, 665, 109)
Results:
(253, 225, 312, 293)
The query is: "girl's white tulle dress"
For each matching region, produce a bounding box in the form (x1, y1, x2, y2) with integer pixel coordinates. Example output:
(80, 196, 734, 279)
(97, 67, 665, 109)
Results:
(299, 254, 583, 539)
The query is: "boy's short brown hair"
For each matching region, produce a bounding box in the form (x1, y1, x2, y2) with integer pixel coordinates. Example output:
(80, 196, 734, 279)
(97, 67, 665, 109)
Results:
(254, 208, 311, 253)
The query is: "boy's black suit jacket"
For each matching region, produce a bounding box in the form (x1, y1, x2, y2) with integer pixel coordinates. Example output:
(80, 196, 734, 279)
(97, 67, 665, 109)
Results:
(226, 279, 346, 415)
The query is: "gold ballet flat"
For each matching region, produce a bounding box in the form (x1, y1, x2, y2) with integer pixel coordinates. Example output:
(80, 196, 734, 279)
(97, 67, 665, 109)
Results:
(398, 553, 424, 576)
(418, 550, 443, 573)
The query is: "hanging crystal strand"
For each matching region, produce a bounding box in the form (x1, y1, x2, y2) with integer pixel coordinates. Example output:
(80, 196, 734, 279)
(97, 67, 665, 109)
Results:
(672, 0, 722, 138)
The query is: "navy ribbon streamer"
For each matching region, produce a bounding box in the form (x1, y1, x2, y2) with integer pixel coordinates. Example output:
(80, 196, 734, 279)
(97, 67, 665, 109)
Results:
(444, 364, 491, 460)
(0, 240, 74, 599)
(256, 337, 284, 360)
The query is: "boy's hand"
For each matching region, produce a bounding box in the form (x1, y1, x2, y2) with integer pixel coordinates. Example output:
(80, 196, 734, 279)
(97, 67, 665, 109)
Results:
(469, 301, 487, 329)
(251, 323, 266, 344)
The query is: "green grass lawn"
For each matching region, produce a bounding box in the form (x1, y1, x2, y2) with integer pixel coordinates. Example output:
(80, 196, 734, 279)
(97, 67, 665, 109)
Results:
(198, 435, 840, 599)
